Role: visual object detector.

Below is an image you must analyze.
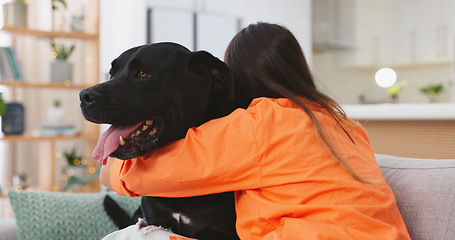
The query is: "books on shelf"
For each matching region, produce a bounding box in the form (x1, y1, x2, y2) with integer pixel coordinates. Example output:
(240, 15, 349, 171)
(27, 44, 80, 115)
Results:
(0, 46, 23, 82)
(37, 123, 78, 136)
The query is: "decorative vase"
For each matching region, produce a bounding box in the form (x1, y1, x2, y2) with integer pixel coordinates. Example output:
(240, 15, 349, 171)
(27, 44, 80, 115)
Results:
(50, 60, 72, 83)
(71, 15, 84, 32)
(2, 2, 27, 28)
(1, 102, 25, 135)
(46, 101, 64, 124)
(67, 165, 86, 178)
(12, 174, 27, 188)
(65, 165, 86, 190)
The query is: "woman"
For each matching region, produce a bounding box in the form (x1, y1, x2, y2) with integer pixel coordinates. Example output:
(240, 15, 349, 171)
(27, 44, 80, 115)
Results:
(101, 22, 410, 240)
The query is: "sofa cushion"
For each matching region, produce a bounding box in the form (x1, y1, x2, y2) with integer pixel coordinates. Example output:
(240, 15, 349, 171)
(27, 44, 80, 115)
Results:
(375, 154, 455, 240)
(8, 190, 141, 240)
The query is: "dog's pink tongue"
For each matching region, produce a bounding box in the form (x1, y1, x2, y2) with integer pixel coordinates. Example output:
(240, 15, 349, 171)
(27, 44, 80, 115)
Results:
(93, 124, 141, 165)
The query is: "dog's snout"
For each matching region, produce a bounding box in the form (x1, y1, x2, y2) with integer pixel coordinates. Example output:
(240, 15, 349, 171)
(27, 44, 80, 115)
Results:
(79, 88, 101, 106)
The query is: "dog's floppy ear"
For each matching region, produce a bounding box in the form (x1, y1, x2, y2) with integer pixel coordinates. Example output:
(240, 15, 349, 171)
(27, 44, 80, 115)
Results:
(188, 51, 235, 102)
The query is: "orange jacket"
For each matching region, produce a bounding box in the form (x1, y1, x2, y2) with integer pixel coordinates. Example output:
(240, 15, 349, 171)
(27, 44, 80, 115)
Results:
(108, 98, 410, 240)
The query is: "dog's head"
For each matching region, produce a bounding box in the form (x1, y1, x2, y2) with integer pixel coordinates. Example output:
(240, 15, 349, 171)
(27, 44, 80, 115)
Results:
(80, 43, 235, 164)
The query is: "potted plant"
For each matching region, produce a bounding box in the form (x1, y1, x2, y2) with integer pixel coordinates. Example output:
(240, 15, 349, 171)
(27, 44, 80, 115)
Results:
(2, 0, 27, 28)
(46, 99, 64, 124)
(64, 148, 85, 178)
(0, 93, 7, 117)
(52, 0, 68, 31)
(49, 39, 75, 83)
(13, 173, 27, 188)
(420, 83, 444, 103)
(387, 80, 407, 103)
(52, 0, 67, 10)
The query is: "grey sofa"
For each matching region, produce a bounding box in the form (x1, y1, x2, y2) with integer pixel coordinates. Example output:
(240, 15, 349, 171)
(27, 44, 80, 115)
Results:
(0, 218, 16, 240)
(376, 154, 455, 240)
(1, 154, 454, 239)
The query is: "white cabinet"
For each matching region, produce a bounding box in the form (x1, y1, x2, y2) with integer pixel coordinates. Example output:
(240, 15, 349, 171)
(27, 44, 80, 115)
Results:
(353, 0, 453, 67)
(147, 8, 194, 50)
(147, 7, 239, 60)
(312, 0, 356, 52)
(195, 12, 239, 60)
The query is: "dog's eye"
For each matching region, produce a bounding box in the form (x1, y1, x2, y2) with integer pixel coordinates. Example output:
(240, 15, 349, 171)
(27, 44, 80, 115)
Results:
(137, 70, 149, 78)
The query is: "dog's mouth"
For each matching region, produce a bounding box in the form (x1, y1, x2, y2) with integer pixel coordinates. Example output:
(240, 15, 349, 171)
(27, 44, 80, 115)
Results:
(92, 119, 164, 165)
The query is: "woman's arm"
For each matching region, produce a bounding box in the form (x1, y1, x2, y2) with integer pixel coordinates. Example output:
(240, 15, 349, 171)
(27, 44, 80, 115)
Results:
(102, 108, 261, 197)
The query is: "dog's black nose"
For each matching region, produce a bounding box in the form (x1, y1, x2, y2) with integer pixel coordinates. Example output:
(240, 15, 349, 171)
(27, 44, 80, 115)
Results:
(79, 88, 101, 106)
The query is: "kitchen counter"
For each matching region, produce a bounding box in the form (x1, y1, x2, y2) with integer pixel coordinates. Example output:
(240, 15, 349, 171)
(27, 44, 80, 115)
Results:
(342, 103, 455, 120)
(341, 103, 455, 159)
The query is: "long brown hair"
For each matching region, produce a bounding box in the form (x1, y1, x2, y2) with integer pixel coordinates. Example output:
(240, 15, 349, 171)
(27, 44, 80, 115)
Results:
(225, 22, 373, 183)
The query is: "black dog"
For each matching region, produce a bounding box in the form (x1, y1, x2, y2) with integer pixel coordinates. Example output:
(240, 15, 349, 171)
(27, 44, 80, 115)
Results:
(80, 43, 240, 240)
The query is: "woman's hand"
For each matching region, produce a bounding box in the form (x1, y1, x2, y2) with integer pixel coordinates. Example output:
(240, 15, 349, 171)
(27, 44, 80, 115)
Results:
(100, 158, 114, 190)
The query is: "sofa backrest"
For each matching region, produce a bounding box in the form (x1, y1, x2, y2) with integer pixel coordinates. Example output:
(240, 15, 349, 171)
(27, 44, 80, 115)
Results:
(376, 154, 455, 240)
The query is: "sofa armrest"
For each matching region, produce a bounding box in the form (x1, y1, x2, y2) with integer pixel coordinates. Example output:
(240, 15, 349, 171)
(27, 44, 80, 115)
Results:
(0, 218, 17, 240)
(376, 154, 455, 240)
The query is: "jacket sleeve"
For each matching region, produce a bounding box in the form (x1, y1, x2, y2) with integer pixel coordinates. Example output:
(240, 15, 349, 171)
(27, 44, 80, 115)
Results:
(109, 108, 262, 197)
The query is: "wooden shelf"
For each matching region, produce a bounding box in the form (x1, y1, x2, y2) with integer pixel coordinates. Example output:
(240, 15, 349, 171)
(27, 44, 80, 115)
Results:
(0, 134, 99, 142)
(0, 0, 100, 193)
(0, 81, 94, 89)
(0, 26, 98, 40)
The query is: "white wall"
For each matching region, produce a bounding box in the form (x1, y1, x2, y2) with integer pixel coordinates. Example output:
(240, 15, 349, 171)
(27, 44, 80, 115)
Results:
(100, 0, 147, 82)
(453, 0, 455, 101)
(196, 0, 313, 62)
(100, 0, 313, 77)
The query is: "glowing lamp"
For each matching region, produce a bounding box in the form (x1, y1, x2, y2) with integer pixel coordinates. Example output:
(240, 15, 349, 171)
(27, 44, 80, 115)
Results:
(375, 68, 397, 88)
